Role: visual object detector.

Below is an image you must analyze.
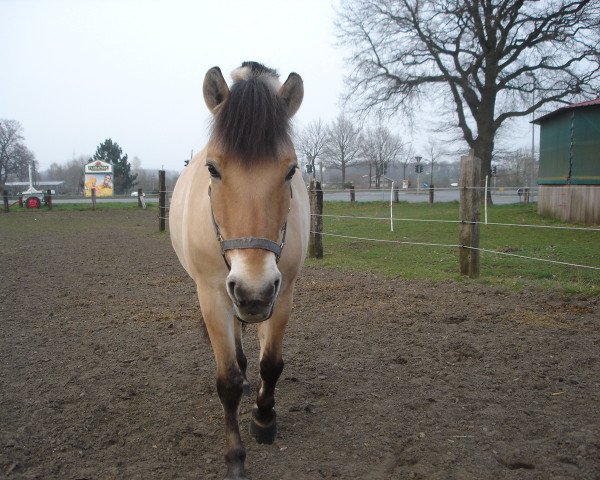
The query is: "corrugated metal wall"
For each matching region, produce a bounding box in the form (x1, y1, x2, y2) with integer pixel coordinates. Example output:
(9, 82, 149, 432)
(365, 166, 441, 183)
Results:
(571, 109, 600, 185)
(538, 115, 571, 184)
(538, 106, 600, 185)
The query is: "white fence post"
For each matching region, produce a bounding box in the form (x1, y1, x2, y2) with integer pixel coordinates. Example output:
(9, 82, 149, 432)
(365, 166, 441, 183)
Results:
(390, 181, 394, 232)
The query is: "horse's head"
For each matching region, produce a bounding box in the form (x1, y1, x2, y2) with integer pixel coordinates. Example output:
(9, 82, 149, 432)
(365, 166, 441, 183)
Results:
(202, 62, 304, 323)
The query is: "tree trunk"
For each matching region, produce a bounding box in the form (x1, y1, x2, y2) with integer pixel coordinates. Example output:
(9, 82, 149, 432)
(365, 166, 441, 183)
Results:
(472, 94, 497, 204)
(473, 130, 495, 205)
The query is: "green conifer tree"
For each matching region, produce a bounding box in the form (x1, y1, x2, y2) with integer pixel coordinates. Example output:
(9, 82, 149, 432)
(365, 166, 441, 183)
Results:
(91, 139, 137, 194)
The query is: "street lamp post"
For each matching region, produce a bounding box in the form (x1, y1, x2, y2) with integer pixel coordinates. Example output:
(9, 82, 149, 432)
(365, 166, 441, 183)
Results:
(526, 72, 536, 189)
(429, 157, 434, 187)
(429, 156, 435, 203)
(531, 88, 535, 190)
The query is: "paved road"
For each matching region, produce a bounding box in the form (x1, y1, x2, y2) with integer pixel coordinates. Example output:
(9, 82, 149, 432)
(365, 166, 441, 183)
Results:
(50, 196, 160, 204)
(323, 189, 535, 205)
(46, 189, 534, 205)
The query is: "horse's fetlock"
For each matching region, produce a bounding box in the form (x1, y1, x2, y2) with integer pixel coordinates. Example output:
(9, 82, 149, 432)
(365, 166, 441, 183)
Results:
(225, 445, 246, 465)
(252, 405, 276, 426)
(253, 397, 275, 418)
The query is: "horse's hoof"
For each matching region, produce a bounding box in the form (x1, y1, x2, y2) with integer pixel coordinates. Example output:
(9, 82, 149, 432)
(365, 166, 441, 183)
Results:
(224, 466, 249, 480)
(249, 417, 277, 444)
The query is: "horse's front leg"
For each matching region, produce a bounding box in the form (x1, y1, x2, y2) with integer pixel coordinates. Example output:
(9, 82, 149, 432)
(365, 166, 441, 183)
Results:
(234, 320, 251, 394)
(250, 291, 293, 444)
(217, 362, 247, 480)
(198, 287, 248, 480)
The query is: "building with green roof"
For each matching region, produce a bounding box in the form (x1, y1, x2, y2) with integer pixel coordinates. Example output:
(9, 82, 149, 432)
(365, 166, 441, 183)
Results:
(533, 98, 600, 225)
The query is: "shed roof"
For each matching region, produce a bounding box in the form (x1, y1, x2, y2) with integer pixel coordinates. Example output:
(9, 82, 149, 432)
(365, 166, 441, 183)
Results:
(533, 98, 600, 124)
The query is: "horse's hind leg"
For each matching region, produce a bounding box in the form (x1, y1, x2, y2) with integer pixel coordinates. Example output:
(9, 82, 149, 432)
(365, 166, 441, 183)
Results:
(250, 292, 292, 444)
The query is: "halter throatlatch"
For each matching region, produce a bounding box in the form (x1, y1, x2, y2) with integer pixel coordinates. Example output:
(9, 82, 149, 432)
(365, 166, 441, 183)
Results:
(208, 185, 289, 270)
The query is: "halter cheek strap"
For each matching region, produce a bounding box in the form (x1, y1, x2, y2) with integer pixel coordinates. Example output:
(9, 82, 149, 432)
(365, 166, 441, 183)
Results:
(208, 185, 290, 270)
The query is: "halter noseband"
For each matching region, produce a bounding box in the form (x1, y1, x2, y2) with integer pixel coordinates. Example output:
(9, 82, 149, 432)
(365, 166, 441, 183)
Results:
(208, 184, 290, 270)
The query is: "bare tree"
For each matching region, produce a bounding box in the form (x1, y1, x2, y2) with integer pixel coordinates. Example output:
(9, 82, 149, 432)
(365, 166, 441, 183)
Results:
(336, 0, 600, 192)
(130, 156, 163, 194)
(494, 147, 534, 186)
(422, 139, 447, 187)
(322, 114, 363, 186)
(361, 124, 405, 188)
(0, 119, 28, 186)
(11, 143, 37, 182)
(41, 156, 87, 194)
(398, 143, 415, 183)
(295, 119, 328, 181)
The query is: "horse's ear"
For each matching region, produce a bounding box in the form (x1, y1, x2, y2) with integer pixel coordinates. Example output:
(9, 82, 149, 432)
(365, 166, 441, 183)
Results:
(277, 73, 303, 118)
(203, 67, 229, 113)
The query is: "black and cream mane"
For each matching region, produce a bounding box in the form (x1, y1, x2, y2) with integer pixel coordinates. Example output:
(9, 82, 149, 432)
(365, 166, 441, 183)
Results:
(211, 61, 292, 164)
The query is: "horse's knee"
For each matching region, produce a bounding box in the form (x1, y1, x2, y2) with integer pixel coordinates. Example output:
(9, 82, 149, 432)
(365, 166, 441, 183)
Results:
(235, 337, 247, 374)
(235, 338, 251, 395)
(259, 355, 284, 387)
(217, 367, 245, 410)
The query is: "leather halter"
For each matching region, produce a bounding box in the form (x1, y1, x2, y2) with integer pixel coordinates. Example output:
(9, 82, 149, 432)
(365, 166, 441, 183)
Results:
(208, 184, 291, 270)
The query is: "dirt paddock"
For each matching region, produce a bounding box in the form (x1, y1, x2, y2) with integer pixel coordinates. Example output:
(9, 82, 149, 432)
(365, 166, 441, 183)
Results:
(1, 209, 599, 480)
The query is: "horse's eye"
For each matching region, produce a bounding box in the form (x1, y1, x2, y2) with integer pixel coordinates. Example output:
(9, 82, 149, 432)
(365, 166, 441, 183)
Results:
(285, 166, 297, 182)
(207, 164, 221, 179)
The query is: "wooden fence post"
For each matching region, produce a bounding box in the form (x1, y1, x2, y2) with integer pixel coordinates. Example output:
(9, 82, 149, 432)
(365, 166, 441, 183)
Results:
(309, 180, 323, 258)
(46, 189, 52, 210)
(3, 190, 8, 213)
(459, 151, 481, 278)
(137, 188, 143, 208)
(91, 188, 97, 211)
(159, 170, 166, 232)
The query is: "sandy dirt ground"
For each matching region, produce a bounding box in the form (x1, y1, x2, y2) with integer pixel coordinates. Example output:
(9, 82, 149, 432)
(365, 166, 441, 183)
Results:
(1, 209, 599, 480)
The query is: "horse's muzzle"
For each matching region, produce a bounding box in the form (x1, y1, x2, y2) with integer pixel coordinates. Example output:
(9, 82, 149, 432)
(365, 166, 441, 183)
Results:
(233, 301, 275, 324)
(235, 305, 274, 324)
(227, 276, 280, 323)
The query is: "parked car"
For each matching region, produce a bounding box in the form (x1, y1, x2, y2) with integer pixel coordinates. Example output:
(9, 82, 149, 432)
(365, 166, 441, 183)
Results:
(130, 191, 145, 197)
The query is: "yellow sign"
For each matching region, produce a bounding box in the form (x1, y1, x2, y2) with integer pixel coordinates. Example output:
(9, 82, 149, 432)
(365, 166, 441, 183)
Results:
(84, 161, 113, 197)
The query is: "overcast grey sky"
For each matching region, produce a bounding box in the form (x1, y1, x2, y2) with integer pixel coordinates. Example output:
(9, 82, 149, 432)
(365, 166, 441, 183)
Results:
(1, 0, 350, 171)
(1, 0, 533, 173)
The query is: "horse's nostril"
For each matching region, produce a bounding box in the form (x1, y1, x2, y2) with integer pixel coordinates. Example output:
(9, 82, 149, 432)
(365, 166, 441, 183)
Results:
(273, 279, 280, 294)
(227, 280, 236, 299)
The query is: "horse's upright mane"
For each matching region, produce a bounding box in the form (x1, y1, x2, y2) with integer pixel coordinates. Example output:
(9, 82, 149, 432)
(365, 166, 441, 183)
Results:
(211, 61, 292, 164)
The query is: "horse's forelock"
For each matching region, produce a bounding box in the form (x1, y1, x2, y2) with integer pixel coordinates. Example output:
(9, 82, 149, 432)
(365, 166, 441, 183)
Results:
(210, 63, 291, 164)
(232, 62, 282, 92)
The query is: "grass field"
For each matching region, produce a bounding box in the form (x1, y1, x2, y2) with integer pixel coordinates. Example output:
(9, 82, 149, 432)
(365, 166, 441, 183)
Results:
(308, 201, 600, 297)
(3, 200, 599, 297)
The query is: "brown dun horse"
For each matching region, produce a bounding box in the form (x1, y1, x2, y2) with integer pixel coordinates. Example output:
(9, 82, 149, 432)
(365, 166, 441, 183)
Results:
(169, 62, 309, 480)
